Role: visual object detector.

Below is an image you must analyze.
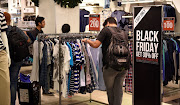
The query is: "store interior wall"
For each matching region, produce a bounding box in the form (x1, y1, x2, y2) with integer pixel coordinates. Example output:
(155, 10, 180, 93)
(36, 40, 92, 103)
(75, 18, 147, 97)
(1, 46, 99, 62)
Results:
(39, 0, 56, 34)
(55, 5, 80, 33)
(38, 0, 80, 33)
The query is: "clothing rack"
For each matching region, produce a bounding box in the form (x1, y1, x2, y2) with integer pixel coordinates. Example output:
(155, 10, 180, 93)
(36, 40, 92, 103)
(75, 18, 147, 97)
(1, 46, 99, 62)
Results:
(162, 32, 180, 104)
(37, 33, 108, 105)
(163, 32, 180, 36)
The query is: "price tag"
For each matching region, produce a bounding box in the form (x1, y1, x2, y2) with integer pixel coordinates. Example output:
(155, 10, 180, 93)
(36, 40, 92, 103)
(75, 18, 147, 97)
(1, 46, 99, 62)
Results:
(163, 17, 175, 31)
(89, 14, 100, 31)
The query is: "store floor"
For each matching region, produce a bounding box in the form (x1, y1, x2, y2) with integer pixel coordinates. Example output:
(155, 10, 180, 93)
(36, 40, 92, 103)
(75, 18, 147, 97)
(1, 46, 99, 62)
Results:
(15, 89, 179, 105)
(16, 66, 179, 105)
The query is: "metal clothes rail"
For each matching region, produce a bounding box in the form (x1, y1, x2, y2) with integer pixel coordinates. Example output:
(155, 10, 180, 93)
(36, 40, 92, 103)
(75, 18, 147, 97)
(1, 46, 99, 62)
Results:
(37, 33, 108, 105)
(163, 32, 180, 36)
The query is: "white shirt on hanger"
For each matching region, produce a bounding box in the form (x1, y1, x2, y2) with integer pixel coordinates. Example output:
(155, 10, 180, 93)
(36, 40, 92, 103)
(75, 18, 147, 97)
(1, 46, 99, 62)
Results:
(30, 40, 44, 82)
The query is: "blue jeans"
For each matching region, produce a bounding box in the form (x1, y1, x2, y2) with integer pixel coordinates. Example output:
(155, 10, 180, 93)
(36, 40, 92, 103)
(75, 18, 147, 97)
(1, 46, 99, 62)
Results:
(9, 60, 23, 105)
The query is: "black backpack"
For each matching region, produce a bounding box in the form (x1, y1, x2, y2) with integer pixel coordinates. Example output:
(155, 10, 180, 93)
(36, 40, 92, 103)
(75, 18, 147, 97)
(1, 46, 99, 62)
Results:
(7, 26, 30, 62)
(106, 27, 130, 71)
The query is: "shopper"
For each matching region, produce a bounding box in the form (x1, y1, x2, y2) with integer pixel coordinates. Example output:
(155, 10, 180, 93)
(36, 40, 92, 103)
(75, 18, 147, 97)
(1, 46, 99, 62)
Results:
(0, 12, 11, 105)
(28, 16, 55, 96)
(82, 17, 129, 105)
(4, 12, 31, 105)
(62, 24, 70, 33)
(27, 16, 45, 42)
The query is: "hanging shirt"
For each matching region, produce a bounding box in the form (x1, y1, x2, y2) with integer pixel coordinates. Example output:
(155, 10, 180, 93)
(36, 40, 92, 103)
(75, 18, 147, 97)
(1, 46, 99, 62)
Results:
(82, 42, 91, 85)
(80, 9, 90, 32)
(66, 42, 73, 66)
(111, 10, 126, 28)
(105, 0, 110, 8)
(70, 43, 84, 93)
(30, 40, 44, 82)
(61, 44, 71, 97)
(163, 5, 177, 23)
(87, 44, 99, 88)
(98, 45, 106, 90)
(80, 64, 86, 87)
(45, 41, 51, 65)
(100, 9, 112, 30)
(53, 39, 60, 91)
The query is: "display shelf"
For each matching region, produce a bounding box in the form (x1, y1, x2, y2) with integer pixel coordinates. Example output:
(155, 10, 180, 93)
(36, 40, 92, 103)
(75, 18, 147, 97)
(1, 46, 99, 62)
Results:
(80, 6, 103, 8)
(121, 0, 162, 4)
(122, 16, 133, 18)
(11, 13, 21, 16)
(23, 13, 36, 14)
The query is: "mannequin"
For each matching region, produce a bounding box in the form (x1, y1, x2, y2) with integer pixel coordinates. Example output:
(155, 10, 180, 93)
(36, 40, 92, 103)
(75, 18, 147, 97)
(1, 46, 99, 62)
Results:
(0, 31, 11, 105)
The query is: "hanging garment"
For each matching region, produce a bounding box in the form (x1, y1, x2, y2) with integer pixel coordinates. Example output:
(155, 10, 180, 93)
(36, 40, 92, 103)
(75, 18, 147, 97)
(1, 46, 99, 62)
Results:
(111, 10, 126, 28)
(61, 44, 71, 97)
(170, 38, 180, 84)
(52, 39, 60, 91)
(66, 42, 74, 66)
(81, 42, 91, 85)
(68, 42, 85, 94)
(105, 0, 110, 8)
(100, 9, 112, 30)
(80, 65, 86, 87)
(86, 63, 96, 93)
(40, 42, 49, 93)
(162, 40, 167, 81)
(163, 39, 176, 86)
(87, 44, 99, 89)
(80, 9, 90, 32)
(77, 40, 86, 87)
(163, 5, 177, 23)
(98, 45, 106, 91)
(30, 40, 44, 82)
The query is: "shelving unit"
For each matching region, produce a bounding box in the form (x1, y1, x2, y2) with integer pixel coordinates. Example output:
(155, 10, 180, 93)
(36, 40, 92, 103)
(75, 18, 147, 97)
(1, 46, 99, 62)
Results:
(122, 16, 133, 18)
(121, 0, 173, 5)
(8, 0, 36, 27)
(122, 0, 154, 4)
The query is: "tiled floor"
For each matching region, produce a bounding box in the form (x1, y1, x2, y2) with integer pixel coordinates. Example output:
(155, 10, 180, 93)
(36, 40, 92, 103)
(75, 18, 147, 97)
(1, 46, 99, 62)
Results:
(16, 66, 180, 105)
(16, 89, 131, 105)
(15, 89, 180, 105)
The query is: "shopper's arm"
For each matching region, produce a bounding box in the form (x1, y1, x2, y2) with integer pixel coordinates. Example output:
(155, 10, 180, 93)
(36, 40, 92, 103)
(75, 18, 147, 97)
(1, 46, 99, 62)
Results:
(15, 27, 31, 43)
(82, 38, 101, 48)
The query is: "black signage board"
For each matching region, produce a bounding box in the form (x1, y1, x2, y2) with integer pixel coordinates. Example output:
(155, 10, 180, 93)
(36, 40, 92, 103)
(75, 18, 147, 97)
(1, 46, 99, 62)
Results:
(133, 6, 162, 105)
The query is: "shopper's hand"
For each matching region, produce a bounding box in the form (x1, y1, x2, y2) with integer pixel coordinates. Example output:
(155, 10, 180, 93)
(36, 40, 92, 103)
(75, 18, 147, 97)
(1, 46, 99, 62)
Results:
(82, 38, 88, 43)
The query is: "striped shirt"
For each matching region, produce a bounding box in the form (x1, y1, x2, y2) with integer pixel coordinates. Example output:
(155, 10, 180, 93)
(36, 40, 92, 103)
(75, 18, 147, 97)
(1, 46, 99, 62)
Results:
(0, 12, 8, 51)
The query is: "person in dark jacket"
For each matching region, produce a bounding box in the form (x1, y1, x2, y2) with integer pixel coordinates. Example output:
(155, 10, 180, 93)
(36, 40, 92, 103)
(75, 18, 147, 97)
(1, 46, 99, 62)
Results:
(27, 16, 45, 42)
(4, 12, 30, 105)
